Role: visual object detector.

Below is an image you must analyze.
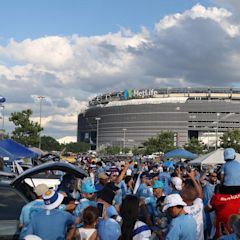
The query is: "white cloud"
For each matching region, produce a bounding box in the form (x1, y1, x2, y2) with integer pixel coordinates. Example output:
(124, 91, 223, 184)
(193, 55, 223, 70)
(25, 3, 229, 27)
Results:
(57, 136, 77, 144)
(155, 4, 239, 37)
(1, 3, 240, 138)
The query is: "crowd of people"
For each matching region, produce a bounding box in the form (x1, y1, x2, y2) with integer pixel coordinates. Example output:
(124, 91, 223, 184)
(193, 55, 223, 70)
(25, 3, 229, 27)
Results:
(18, 147, 240, 240)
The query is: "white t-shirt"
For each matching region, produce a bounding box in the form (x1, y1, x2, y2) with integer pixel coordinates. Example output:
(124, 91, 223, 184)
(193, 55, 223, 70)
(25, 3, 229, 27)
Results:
(133, 220, 151, 240)
(78, 228, 96, 240)
(184, 198, 204, 240)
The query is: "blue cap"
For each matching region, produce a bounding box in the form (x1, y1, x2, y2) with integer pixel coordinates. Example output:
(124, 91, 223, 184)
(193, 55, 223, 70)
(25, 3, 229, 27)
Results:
(152, 180, 164, 189)
(98, 218, 121, 240)
(140, 171, 151, 179)
(81, 180, 97, 193)
(224, 148, 236, 161)
(107, 205, 118, 218)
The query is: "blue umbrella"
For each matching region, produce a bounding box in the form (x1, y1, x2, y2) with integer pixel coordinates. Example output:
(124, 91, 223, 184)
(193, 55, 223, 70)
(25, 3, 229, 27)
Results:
(0, 96, 6, 103)
(163, 148, 197, 160)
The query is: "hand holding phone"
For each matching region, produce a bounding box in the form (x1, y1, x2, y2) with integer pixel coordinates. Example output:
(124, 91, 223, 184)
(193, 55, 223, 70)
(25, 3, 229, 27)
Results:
(97, 202, 104, 218)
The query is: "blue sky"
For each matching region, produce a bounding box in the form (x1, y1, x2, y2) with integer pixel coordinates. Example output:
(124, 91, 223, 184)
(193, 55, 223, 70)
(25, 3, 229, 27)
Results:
(1, 0, 240, 139)
(0, 0, 211, 41)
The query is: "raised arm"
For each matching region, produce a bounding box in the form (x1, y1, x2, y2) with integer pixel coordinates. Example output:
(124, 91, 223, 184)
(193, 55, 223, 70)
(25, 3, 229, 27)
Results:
(116, 161, 130, 184)
(187, 170, 203, 199)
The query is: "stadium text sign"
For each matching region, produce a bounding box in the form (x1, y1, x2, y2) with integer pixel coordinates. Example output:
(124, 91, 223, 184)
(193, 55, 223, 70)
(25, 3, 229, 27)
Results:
(132, 89, 158, 98)
(90, 89, 158, 106)
(123, 89, 157, 99)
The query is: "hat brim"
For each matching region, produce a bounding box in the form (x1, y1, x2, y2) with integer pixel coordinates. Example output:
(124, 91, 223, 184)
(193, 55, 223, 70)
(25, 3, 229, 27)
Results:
(45, 193, 64, 210)
(84, 188, 97, 194)
(162, 201, 186, 212)
(99, 175, 108, 180)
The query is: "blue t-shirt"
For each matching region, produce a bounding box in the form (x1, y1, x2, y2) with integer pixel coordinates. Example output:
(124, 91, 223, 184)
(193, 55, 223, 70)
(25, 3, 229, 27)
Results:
(19, 200, 45, 238)
(159, 172, 172, 195)
(144, 196, 161, 220)
(222, 160, 240, 186)
(136, 183, 152, 198)
(74, 198, 97, 217)
(202, 181, 215, 205)
(166, 214, 197, 240)
(24, 209, 75, 240)
(220, 233, 238, 240)
(106, 205, 118, 218)
(97, 218, 121, 240)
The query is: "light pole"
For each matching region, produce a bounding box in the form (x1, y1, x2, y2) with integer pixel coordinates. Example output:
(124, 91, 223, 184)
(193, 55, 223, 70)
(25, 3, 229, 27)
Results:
(123, 128, 127, 151)
(95, 117, 101, 152)
(215, 113, 220, 150)
(38, 96, 45, 149)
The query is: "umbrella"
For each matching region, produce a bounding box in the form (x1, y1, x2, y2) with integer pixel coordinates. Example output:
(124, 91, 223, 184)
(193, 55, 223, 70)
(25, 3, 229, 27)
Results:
(163, 148, 197, 160)
(0, 96, 6, 103)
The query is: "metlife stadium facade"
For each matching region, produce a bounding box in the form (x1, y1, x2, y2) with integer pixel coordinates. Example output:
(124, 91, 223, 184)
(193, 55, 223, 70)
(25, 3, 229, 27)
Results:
(77, 88, 240, 150)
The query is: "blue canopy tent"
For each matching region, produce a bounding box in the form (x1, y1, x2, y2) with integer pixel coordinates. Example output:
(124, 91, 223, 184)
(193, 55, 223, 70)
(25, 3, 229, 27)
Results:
(163, 148, 197, 160)
(0, 139, 38, 159)
(162, 161, 176, 168)
(0, 146, 14, 161)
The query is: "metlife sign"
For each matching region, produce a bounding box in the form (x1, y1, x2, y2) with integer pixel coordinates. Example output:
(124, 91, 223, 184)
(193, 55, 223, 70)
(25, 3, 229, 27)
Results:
(90, 88, 158, 106)
(123, 89, 158, 99)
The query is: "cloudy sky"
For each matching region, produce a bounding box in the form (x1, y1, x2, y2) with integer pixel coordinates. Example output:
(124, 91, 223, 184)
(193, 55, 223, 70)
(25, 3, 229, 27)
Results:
(0, 0, 240, 140)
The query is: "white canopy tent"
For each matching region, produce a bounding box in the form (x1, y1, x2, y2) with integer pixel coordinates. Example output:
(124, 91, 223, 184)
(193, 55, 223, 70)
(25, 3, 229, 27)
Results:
(29, 147, 45, 156)
(189, 148, 240, 166)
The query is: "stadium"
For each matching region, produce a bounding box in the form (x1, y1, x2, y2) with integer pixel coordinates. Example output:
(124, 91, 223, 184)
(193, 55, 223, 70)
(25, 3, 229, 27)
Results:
(77, 87, 240, 150)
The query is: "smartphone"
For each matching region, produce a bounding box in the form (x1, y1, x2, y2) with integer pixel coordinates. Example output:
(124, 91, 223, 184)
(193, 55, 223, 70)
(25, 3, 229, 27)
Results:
(97, 202, 104, 217)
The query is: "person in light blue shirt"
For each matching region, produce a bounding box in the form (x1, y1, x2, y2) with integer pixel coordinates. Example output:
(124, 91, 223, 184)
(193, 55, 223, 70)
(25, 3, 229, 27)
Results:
(24, 190, 76, 240)
(74, 179, 97, 218)
(162, 194, 197, 240)
(221, 148, 240, 186)
(97, 186, 122, 240)
(98, 218, 121, 240)
(96, 161, 105, 178)
(144, 180, 164, 223)
(124, 175, 134, 195)
(159, 168, 172, 195)
(136, 172, 153, 198)
(19, 184, 49, 239)
(200, 171, 218, 238)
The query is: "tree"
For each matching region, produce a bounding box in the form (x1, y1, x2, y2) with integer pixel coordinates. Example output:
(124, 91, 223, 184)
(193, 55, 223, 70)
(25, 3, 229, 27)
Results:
(183, 138, 205, 155)
(64, 142, 90, 153)
(41, 135, 61, 151)
(9, 109, 42, 147)
(122, 147, 131, 154)
(131, 146, 145, 155)
(143, 131, 176, 155)
(102, 145, 121, 155)
(220, 129, 240, 153)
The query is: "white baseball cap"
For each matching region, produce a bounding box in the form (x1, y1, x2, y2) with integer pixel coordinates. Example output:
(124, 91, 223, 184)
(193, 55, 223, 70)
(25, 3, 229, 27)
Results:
(34, 184, 49, 197)
(162, 194, 186, 212)
(171, 177, 183, 191)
